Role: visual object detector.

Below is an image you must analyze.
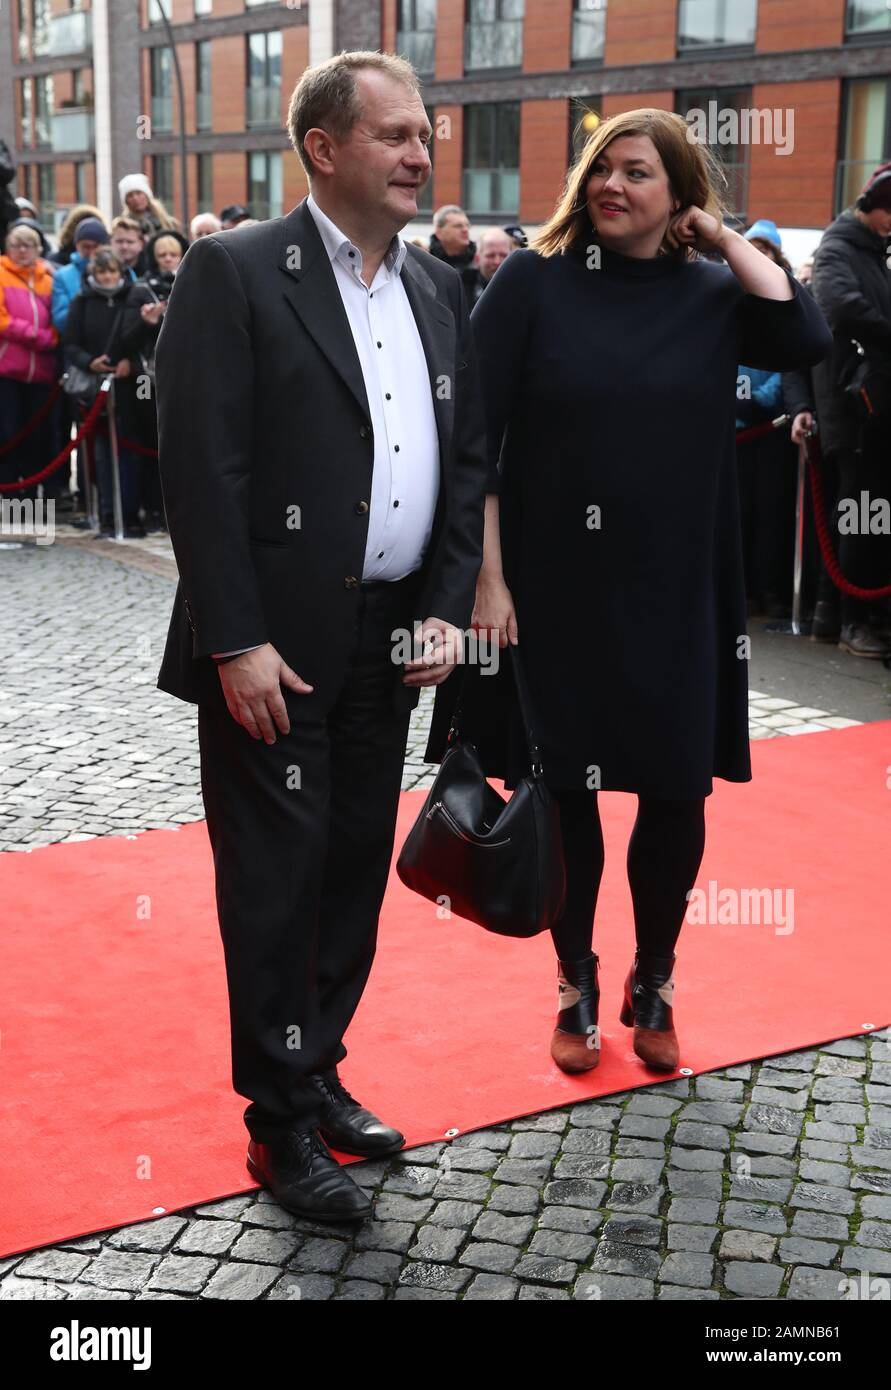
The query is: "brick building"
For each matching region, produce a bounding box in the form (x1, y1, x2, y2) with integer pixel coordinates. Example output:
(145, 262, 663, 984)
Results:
(2, 1, 891, 237)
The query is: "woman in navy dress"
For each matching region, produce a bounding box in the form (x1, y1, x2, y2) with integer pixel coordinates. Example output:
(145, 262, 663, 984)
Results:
(425, 109, 831, 1075)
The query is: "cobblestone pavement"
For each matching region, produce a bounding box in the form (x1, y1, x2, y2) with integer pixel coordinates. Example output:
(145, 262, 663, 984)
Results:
(1, 536, 889, 1301)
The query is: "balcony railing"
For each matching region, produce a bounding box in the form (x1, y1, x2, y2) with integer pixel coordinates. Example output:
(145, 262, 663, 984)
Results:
(462, 168, 520, 215)
(51, 108, 94, 153)
(464, 19, 522, 70)
(246, 85, 280, 128)
(49, 9, 92, 57)
(396, 28, 436, 74)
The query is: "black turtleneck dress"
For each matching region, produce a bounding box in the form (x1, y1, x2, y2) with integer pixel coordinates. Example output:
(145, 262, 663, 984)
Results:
(424, 239, 832, 799)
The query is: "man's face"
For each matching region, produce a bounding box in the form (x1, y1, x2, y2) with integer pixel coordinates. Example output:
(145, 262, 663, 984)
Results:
(321, 71, 431, 232)
(864, 204, 891, 239)
(479, 232, 512, 279)
(438, 212, 470, 255)
(111, 229, 143, 265)
(75, 238, 100, 259)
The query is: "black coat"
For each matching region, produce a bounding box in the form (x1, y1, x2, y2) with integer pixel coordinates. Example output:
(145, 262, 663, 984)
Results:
(425, 241, 832, 799)
(61, 278, 142, 438)
(809, 210, 891, 457)
(154, 197, 488, 714)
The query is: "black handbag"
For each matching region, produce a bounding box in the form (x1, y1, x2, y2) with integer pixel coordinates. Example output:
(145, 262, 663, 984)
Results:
(396, 643, 566, 938)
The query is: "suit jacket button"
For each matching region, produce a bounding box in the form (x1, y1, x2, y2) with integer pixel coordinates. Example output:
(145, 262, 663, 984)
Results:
(344, 575, 359, 589)
(359, 424, 371, 439)
(354, 500, 369, 514)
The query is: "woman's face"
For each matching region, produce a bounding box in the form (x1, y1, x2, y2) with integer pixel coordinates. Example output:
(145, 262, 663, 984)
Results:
(154, 238, 182, 272)
(94, 265, 123, 288)
(585, 133, 678, 257)
(6, 237, 40, 267)
(127, 191, 149, 213)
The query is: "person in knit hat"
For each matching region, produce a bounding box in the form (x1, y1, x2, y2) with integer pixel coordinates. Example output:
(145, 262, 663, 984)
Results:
(118, 172, 179, 239)
(51, 216, 110, 333)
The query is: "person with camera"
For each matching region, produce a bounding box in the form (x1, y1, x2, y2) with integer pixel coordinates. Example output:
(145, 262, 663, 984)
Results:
(61, 246, 144, 536)
(805, 162, 891, 656)
(119, 229, 189, 532)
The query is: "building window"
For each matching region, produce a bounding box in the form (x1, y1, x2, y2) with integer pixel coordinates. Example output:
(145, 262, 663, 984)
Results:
(248, 151, 282, 220)
(397, 0, 437, 76)
(151, 47, 174, 133)
(465, 0, 524, 72)
(197, 152, 213, 210)
(677, 0, 757, 52)
(75, 161, 86, 203)
(34, 75, 54, 147)
(569, 98, 602, 165)
(846, 1, 891, 36)
(245, 0, 279, 9)
(32, 0, 50, 56)
(196, 40, 211, 131)
(463, 102, 520, 215)
(195, 0, 212, 15)
(19, 79, 33, 147)
(572, 0, 606, 64)
(17, 0, 30, 61)
(246, 30, 281, 129)
(153, 154, 174, 207)
(678, 86, 750, 220)
(38, 163, 55, 221)
(837, 77, 891, 212)
(147, 0, 167, 24)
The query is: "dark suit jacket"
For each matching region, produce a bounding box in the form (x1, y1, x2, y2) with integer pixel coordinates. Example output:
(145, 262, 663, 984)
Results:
(154, 197, 488, 715)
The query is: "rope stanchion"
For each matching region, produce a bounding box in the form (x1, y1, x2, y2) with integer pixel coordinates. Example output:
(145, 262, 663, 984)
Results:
(0, 379, 64, 457)
(0, 388, 106, 493)
(118, 436, 158, 459)
(803, 434, 891, 601)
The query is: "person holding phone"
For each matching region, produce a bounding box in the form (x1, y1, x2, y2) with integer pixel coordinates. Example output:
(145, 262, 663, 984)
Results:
(426, 108, 832, 1076)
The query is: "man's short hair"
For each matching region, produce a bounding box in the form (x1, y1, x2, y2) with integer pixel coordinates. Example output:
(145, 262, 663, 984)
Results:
(433, 205, 467, 231)
(110, 216, 143, 237)
(287, 50, 420, 178)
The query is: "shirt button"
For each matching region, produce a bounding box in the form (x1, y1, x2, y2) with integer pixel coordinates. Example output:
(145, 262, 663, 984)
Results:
(378, 552, 384, 559)
(394, 444, 400, 452)
(376, 341, 382, 348)
(385, 393, 391, 400)
(354, 500, 369, 514)
(393, 500, 400, 507)
(344, 575, 359, 589)
(359, 424, 371, 439)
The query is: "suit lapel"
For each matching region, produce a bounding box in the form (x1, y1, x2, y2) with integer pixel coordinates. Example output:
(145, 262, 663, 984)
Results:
(278, 199, 371, 423)
(399, 249, 456, 471)
(278, 199, 456, 466)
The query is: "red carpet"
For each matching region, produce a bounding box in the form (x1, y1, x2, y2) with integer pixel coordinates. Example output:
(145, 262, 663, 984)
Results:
(1, 721, 889, 1258)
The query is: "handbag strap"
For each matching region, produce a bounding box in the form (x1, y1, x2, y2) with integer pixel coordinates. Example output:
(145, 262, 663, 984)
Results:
(447, 641, 544, 778)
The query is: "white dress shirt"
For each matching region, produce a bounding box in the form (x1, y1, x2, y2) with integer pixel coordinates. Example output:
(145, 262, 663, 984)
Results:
(213, 193, 440, 659)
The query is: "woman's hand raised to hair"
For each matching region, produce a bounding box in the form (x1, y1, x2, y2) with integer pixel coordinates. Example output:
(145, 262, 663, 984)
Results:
(665, 205, 727, 255)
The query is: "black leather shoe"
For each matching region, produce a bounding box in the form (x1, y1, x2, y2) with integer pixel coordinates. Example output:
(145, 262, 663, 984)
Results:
(246, 1128, 371, 1220)
(310, 1070, 405, 1158)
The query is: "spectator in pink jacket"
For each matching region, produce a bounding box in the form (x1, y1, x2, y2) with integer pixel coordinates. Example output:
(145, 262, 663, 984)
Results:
(0, 222, 61, 501)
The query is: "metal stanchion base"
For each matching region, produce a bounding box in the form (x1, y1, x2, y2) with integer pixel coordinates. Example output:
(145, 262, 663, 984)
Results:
(761, 618, 813, 637)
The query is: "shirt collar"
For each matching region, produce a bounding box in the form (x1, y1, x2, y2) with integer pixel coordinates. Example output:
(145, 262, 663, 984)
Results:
(306, 191, 407, 278)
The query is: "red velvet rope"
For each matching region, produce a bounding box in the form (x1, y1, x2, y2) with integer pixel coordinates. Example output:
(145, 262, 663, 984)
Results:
(0, 388, 107, 493)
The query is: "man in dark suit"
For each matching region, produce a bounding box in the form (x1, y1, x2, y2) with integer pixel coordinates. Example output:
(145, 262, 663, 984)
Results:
(154, 50, 487, 1221)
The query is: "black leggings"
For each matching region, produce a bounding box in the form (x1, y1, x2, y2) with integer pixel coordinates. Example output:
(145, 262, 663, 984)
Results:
(548, 785, 706, 963)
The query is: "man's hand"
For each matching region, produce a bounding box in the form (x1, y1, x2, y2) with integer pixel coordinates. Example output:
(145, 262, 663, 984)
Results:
(402, 617, 465, 687)
(217, 642, 313, 743)
(113, 359, 131, 379)
(89, 354, 111, 373)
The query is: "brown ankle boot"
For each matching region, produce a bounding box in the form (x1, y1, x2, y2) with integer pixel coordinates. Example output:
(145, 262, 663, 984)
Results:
(550, 953, 601, 1073)
(619, 949, 679, 1071)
